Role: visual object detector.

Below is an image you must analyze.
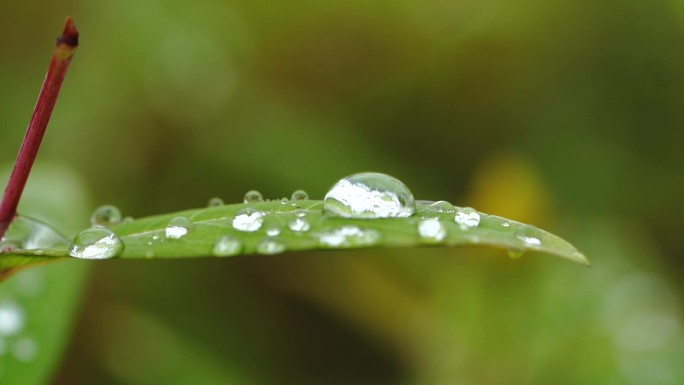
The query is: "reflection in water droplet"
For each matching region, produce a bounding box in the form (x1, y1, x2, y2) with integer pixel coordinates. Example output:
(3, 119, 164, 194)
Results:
(257, 238, 286, 255)
(516, 225, 542, 247)
(454, 207, 480, 228)
(427, 201, 456, 214)
(319, 226, 380, 247)
(165, 216, 194, 239)
(243, 190, 263, 204)
(90, 205, 122, 227)
(207, 197, 224, 207)
(0, 301, 24, 336)
(68, 227, 124, 259)
(288, 217, 310, 232)
(418, 218, 446, 243)
(323, 172, 415, 219)
(12, 337, 37, 362)
(291, 190, 309, 201)
(213, 236, 242, 257)
(232, 209, 264, 232)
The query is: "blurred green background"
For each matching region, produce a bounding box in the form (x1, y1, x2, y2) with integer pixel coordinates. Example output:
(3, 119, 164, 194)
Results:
(1, 0, 683, 384)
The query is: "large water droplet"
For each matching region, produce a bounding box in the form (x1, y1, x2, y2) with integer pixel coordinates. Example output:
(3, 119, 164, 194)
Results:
(288, 217, 310, 232)
(322, 172, 415, 219)
(243, 190, 263, 204)
(90, 205, 122, 227)
(232, 208, 264, 232)
(319, 226, 380, 247)
(418, 218, 447, 243)
(68, 227, 124, 259)
(213, 236, 242, 257)
(454, 207, 480, 228)
(516, 225, 542, 248)
(207, 197, 224, 207)
(257, 238, 286, 255)
(291, 190, 309, 201)
(165, 216, 194, 239)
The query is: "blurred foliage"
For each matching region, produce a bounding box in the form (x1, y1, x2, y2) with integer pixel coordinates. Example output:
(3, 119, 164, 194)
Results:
(0, 165, 91, 384)
(1, 0, 683, 384)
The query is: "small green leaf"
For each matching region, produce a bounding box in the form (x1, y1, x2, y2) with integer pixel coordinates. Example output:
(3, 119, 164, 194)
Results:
(0, 200, 589, 271)
(0, 262, 89, 384)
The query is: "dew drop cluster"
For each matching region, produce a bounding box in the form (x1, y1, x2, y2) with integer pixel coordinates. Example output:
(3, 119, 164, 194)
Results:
(31, 172, 562, 262)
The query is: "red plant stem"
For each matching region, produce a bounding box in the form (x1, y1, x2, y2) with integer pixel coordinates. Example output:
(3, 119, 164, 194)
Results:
(0, 17, 79, 239)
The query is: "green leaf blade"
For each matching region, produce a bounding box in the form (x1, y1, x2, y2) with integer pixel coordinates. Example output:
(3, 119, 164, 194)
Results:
(0, 200, 589, 270)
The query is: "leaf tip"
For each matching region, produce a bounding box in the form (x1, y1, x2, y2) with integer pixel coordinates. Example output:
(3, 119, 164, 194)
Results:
(572, 251, 591, 267)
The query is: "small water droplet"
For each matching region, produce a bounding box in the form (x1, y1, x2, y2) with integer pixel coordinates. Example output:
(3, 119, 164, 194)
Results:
(213, 236, 242, 257)
(90, 205, 122, 227)
(508, 249, 525, 259)
(427, 201, 456, 214)
(319, 226, 380, 247)
(288, 217, 310, 232)
(207, 197, 224, 207)
(280, 197, 289, 204)
(243, 190, 263, 204)
(165, 216, 194, 239)
(454, 207, 480, 228)
(418, 218, 447, 243)
(68, 228, 123, 260)
(266, 227, 281, 236)
(0, 301, 24, 336)
(232, 208, 264, 232)
(257, 238, 286, 255)
(323, 172, 416, 219)
(144, 250, 155, 258)
(515, 225, 542, 247)
(502, 222, 511, 228)
(291, 189, 309, 201)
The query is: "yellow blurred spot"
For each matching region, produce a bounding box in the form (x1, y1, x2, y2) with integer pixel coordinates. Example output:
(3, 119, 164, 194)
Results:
(467, 153, 553, 225)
